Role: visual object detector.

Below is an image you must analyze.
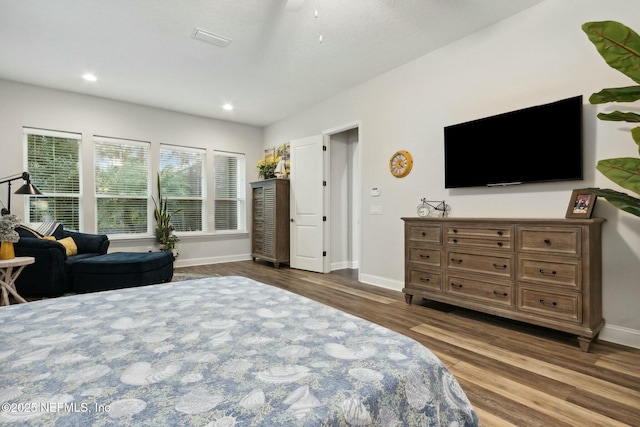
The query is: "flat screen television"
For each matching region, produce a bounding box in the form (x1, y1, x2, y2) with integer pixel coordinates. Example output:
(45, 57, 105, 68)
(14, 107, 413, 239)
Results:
(444, 95, 583, 188)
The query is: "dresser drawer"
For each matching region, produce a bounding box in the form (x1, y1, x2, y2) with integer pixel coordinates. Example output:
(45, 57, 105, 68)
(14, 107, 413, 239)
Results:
(446, 235, 511, 250)
(408, 247, 441, 267)
(517, 227, 580, 256)
(446, 275, 513, 307)
(407, 224, 441, 244)
(518, 287, 581, 323)
(408, 267, 441, 292)
(446, 250, 514, 279)
(446, 224, 512, 239)
(446, 224, 512, 250)
(518, 256, 581, 289)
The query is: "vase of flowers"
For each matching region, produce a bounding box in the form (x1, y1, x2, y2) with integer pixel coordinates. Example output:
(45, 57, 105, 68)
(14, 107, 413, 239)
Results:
(256, 160, 278, 179)
(0, 214, 20, 260)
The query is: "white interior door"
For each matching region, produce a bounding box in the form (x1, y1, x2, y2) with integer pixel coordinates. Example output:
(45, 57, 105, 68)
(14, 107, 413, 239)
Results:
(290, 134, 326, 272)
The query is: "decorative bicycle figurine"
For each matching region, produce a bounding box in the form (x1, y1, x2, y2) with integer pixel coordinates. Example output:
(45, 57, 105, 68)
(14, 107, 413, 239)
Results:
(416, 199, 451, 217)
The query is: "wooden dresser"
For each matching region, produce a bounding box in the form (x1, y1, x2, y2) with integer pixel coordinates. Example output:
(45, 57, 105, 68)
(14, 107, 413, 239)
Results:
(402, 217, 605, 351)
(251, 179, 290, 268)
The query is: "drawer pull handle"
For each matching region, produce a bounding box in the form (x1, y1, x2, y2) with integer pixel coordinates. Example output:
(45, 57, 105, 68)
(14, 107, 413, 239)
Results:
(497, 242, 503, 247)
(452, 229, 458, 233)
(544, 239, 551, 245)
(452, 239, 458, 243)
(421, 232, 426, 237)
(539, 299, 557, 307)
(493, 263, 507, 270)
(539, 269, 557, 276)
(451, 283, 463, 289)
(497, 231, 503, 236)
(493, 291, 508, 297)
(419, 254, 430, 259)
(419, 277, 430, 282)
(450, 258, 463, 264)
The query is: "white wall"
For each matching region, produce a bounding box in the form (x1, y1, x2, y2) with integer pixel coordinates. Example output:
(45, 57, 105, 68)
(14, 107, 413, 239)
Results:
(0, 79, 264, 267)
(264, 0, 640, 348)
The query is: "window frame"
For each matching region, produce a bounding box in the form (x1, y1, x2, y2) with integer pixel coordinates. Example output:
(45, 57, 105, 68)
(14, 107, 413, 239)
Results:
(158, 144, 207, 235)
(213, 150, 246, 234)
(23, 127, 83, 230)
(93, 135, 151, 237)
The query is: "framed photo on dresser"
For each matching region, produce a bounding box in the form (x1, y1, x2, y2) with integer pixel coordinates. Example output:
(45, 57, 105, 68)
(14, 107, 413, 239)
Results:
(566, 189, 597, 218)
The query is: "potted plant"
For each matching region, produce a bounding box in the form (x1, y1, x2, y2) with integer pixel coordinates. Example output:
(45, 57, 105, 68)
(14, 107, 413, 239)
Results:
(582, 21, 640, 217)
(256, 159, 278, 179)
(0, 214, 21, 260)
(152, 174, 182, 254)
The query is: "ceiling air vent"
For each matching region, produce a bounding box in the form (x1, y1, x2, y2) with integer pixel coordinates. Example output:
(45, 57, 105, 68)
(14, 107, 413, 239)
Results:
(192, 28, 232, 48)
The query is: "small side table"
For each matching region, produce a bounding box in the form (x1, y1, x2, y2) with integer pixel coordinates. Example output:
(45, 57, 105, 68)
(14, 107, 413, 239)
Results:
(0, 256, 35, 306)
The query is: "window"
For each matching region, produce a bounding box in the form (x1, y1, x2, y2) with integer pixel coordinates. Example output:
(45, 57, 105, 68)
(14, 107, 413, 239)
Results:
(159, 145, 205, 233)
(24, 128, 81, 230)
(94, 137, 150, 235)
(214, 151, 245, 232)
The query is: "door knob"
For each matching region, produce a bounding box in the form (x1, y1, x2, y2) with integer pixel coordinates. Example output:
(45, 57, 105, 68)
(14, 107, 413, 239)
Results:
(290, 218, 295, 222)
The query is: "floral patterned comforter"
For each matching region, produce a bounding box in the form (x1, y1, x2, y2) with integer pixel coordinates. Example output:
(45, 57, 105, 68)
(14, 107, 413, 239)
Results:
(0, 276, 479, 426)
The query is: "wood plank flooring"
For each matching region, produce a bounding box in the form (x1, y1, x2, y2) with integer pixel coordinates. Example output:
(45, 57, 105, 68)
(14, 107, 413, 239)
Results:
(176, 260, 640, 426)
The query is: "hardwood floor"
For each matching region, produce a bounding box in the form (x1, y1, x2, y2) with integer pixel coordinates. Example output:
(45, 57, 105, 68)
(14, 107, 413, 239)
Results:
(176, 260, 640, 427)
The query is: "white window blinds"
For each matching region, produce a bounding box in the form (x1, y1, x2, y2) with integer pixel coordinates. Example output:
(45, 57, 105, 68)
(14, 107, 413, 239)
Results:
(214, 151, 245, 232)
(159, 145, 205, 233)
(94, 136, 150, 235)
(24, 127, 82, 230)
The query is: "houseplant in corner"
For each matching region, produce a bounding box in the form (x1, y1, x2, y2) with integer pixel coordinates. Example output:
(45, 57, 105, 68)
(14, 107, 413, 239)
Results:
(582, 21, 640, 217)
(0, 214, 21, 260)
(152, 173, 182, 254)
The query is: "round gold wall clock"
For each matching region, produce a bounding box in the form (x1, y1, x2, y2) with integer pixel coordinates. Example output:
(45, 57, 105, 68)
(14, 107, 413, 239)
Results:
(389, 150, 413, 178)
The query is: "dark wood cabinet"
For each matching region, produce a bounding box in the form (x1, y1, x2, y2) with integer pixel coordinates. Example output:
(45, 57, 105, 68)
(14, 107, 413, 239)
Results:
(251, 179, 290, 268)
(402, 217, 605, 352)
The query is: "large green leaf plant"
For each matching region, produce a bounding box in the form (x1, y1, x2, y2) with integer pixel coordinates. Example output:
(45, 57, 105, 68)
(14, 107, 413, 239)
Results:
(582, 21, 640, 217)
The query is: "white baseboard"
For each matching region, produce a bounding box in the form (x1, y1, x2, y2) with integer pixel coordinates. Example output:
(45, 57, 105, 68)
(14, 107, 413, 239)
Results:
(599, 324, 640, 350)
(358, 273, 403, 292)
(174, 253, 251, 268)
(330, 260, 359, 271)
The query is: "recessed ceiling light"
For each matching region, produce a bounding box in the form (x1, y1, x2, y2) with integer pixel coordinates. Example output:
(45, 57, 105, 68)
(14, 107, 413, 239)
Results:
(82, 73, 97, 82)
(223, 103, 234, 111)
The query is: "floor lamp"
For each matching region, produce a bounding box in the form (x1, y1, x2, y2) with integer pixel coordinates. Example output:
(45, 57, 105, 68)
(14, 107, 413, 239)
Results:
(0, 172, 42, 216)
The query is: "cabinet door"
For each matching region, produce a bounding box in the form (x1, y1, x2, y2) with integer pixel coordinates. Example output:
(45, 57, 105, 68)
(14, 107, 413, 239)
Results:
(263, 184, 276, 257)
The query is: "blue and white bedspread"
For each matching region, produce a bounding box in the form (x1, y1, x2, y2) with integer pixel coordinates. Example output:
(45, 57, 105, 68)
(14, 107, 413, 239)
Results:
(0, 276, 479, 426)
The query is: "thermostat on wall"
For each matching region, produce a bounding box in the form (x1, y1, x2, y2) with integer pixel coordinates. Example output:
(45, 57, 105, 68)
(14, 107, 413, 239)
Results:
(370, 187, 381, 197)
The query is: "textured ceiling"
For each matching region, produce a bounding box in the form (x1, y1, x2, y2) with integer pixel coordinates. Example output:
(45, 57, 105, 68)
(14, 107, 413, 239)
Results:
(0, 0, 545, 126)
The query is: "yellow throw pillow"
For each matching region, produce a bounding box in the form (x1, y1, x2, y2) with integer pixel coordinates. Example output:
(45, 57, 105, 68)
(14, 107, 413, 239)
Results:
(57, 237, 78, 256)
(42, 236, 56, 241)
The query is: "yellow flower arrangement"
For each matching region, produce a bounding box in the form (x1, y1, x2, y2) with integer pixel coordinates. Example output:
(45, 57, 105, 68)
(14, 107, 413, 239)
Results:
(256, 159, 278, 179)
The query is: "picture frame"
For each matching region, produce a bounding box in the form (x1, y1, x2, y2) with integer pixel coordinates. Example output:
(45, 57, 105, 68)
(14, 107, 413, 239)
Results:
(565, 189, 597, 218)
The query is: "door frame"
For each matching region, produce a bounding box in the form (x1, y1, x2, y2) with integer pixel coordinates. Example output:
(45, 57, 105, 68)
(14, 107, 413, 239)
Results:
(322, 121, 361, 278)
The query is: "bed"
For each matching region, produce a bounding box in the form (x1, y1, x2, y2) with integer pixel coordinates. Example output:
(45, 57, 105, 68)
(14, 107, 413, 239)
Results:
(0, 276, 479, 426)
